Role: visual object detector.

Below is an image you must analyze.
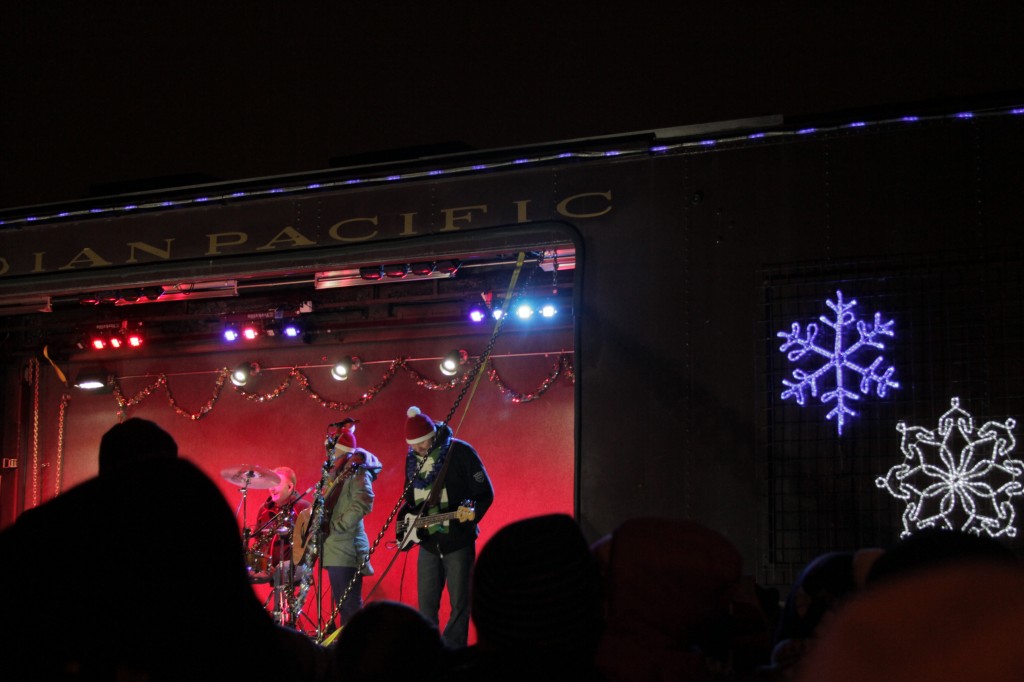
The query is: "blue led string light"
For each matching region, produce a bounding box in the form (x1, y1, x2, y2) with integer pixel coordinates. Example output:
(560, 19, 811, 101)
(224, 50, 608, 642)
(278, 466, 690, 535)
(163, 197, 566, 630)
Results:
(2, 105, 1021, 228)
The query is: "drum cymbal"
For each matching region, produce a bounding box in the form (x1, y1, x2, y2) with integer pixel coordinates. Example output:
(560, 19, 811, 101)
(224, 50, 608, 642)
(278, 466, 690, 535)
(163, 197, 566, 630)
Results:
(221, 464, 281, 489)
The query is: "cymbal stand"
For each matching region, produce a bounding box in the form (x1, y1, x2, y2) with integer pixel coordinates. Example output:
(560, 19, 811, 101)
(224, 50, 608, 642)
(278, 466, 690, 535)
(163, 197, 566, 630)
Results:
(263, 557, 320, 634)
(233, 474, 256, 557)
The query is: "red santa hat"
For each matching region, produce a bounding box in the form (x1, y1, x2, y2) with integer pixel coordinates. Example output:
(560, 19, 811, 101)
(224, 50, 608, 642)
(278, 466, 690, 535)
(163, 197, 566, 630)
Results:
(333, 429, 357, 454)
(405, 406, 437, 445)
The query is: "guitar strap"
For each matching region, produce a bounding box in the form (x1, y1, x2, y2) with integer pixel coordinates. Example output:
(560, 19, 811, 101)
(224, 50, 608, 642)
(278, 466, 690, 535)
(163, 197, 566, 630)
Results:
(424, 432, 454, 510)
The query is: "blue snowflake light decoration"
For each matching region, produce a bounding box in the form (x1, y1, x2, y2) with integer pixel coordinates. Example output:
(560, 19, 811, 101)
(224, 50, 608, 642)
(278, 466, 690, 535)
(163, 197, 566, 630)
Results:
(777, 290, 899, 435)
(876, 398, 1023, 538)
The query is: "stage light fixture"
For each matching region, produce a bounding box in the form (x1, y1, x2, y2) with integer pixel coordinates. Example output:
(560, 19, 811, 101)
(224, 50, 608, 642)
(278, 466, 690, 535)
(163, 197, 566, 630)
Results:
(223, 326, 240, 342)
(410, 261, 436, 276)
(439, 349, 469, 377)
(230, 362, 260, 387)
(331, 356, 362, 381)
(468, 305, 487, 323)
(359, 265, 384, 281)
(384, 263, 410, 279)
(109, 336, 123, 349)
(437, 260, 461, 275)
(516, 303, 534, 319)
(281, 321, 302, 338)
(492, 308, 504, 320)
(90, 336, 107, 350)
(73, 368, 111, 391)
(140, 286, 164, 301)
(539, 301, 558, 318)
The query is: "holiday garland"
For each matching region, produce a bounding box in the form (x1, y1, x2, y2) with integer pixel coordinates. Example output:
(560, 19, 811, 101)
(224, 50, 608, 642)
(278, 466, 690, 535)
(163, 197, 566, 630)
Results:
(109, 353, 574, 421)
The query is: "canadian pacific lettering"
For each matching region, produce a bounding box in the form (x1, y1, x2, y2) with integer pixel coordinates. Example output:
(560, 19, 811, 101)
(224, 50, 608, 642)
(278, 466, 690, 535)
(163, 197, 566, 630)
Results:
(2, 191, 612, 276)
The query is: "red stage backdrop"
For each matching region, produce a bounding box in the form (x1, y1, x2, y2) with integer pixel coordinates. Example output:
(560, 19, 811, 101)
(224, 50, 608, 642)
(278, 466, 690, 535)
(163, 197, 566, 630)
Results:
(31, 327, 575, 643)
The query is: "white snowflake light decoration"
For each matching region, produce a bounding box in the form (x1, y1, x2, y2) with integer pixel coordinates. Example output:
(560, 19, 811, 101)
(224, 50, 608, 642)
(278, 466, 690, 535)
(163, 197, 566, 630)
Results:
(777, 290, 899, 435)
(876, 397, 1024, 538)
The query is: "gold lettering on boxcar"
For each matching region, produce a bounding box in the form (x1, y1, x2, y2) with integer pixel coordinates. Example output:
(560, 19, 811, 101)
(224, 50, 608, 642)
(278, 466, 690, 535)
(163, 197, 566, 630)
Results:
(399, 212, 417, 236)
(206, 231, 248, 255)
(328, 217, 379, 242)
(256, 226, 316, 251)
(127, 239, 175, 263)
(58, 248, 112, 270)
(556, 191, 612, 218)
(514, 200, 531, 223)
(440, 205, 487, 232)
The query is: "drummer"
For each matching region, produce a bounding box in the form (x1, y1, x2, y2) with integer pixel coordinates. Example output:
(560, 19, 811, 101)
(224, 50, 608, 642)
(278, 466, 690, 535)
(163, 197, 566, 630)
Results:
(255, 467, 311, 571)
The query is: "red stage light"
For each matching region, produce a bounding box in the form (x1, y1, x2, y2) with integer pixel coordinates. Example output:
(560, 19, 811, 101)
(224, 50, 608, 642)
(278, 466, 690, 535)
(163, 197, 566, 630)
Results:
(126, 334, 144, 348)
(109, 336, 123, 349)
(91, 338, 106, 350)
(242, 326, 259, 340)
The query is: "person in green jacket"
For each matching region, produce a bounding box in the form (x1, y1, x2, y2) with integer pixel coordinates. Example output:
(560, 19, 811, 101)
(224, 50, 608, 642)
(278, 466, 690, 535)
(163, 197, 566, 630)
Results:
(322, 426, 382, 626)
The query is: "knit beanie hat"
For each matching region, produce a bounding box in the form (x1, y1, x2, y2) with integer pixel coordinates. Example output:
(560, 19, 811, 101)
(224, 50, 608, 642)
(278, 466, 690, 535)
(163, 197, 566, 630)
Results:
(405, 406, 436, 445)
(334, 429, 357, 454)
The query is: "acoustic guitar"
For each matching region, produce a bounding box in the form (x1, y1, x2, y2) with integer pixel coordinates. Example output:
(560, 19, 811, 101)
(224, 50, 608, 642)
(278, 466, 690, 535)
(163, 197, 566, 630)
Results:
(291, 456, 365, 564)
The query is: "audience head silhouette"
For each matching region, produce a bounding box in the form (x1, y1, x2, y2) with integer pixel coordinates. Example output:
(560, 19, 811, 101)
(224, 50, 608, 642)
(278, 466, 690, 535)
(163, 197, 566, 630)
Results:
(98, 417, 178, 476)
(333, 600, 443, 681)
(798, 529, 1024, 682)
(470, 513, 603, 676)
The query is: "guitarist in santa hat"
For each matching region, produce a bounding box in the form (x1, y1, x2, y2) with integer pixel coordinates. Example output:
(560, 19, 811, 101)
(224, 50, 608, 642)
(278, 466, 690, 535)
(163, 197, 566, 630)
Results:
(398, 405, 494, 648)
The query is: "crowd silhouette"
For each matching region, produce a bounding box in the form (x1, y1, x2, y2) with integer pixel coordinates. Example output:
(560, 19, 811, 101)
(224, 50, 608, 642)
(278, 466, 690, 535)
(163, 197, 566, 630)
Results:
(2, 418, 1022, 680)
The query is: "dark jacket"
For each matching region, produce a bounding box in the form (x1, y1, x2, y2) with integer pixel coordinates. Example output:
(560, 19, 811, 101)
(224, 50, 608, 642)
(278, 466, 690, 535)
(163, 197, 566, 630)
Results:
(402, 424, 494, 555)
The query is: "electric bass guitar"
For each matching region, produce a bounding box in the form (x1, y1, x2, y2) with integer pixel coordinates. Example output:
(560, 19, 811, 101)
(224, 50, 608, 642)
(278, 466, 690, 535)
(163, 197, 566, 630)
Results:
(396, 500, 476, 550)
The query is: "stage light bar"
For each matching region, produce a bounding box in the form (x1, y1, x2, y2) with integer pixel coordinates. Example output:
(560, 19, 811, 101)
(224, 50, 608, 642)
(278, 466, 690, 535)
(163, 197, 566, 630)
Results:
(84, 321, 145, 351)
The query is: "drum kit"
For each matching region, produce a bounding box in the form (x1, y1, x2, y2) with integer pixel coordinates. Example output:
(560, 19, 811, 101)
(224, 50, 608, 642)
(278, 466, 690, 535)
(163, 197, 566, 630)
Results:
(221, 463, 313, 629)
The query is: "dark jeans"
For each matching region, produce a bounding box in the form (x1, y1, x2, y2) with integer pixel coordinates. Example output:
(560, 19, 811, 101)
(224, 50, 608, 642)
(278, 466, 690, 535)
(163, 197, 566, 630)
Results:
(326, 565, 363, 626)
(418, 543, 475, 647)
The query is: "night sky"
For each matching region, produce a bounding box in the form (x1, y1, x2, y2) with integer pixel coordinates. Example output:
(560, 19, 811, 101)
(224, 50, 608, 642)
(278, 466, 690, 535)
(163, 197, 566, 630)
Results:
(3, 3, 1023, 211)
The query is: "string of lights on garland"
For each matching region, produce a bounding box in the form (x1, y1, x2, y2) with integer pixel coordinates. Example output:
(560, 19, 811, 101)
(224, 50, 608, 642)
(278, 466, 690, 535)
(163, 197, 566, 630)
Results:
(876, 397, 1023, 539)
(108, 354, 574, 420)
